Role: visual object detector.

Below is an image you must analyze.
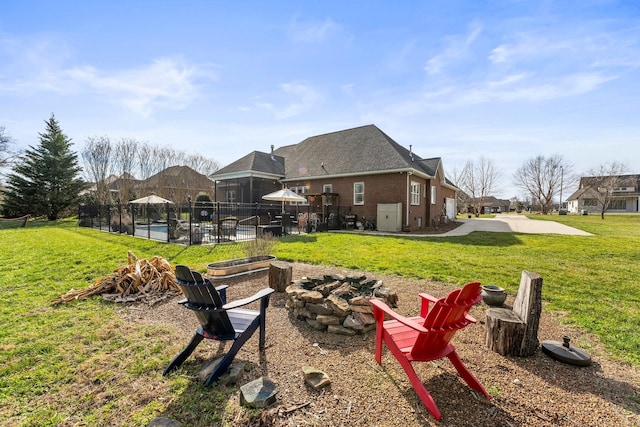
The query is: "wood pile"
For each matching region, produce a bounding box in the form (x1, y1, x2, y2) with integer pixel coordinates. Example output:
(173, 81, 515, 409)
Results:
(52, 251, 181, 305)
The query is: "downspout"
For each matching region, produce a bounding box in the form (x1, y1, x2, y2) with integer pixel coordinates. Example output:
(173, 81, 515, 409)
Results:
(406, 171, 411, 227)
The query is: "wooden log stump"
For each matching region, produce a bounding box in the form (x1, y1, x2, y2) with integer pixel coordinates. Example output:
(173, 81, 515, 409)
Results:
(485, 308, 526, 356)
(269, 261, 292, 292)
(485, 271, 543, 357)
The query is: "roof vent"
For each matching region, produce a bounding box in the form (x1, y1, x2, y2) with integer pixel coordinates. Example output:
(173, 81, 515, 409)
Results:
(270, 145, 275, 160)
(409, 145, 414, 162)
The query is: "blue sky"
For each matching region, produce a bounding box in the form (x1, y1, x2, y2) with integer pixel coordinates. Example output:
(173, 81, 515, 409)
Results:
(1, 0, 639, 198)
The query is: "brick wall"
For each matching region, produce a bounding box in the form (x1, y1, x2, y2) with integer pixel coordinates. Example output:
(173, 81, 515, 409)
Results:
(286, 172, 456, 231)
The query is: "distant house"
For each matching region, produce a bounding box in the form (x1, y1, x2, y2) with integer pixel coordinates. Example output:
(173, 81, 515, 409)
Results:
(137, 165, 214, 204)
(81, 172, 141, 204)
(85, 166, 213, 204)
(210, 125, 458, 231)
(460, 195, 510, 214)
(567, 174, 640, 214)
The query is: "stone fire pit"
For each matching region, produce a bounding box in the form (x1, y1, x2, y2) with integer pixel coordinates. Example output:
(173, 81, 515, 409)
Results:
(285, 273, 398, 335)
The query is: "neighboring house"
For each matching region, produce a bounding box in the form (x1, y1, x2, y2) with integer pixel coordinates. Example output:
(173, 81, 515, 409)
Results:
(210, 125, 458, 231)
(137, 165, 214, 204)
(460, 195, 510, 214)
(85, 167, 213, 204)
(567, 174, 640, 214)
(105, 172, 140, 203)
(81, 173, 141, 203)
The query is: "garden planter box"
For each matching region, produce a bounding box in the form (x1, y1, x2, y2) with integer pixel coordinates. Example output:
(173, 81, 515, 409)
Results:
(207, 255, 276, 278)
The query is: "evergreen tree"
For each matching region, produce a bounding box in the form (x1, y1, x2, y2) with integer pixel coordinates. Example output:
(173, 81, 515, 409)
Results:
(2, 115, 86, 220)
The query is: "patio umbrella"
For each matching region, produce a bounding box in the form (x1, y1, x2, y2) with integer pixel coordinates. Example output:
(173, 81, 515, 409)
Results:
(129, 194, 174, 204)
(261, 188, 307, 203)
(128, 194, 174, 240)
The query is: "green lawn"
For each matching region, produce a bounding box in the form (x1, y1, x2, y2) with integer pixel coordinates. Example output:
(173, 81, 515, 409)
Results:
(1, 214, 639, 425)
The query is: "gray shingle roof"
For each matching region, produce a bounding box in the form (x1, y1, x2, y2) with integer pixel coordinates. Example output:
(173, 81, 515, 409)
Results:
(211, 151, 285, 178)
(211, 124, 446, 182)
(275, 124, 440, 179)
(141, 165, 213, 188)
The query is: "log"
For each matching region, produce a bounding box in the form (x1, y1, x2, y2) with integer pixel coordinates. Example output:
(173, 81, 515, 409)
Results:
(269, 261, 292, 292)
(513, 270, 543, 356)
(485, 308, 525, 356)
(485, 271, 543, 357)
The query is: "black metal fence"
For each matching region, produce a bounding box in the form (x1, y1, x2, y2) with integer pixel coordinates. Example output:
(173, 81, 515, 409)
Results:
(77, 202, 357, 245)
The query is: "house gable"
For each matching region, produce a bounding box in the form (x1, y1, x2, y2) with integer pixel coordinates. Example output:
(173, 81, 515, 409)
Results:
(138, 165, 213, 201)
(210, 151, 285, 181)
(211, 124, 458, 229)
(276, 125, 438, 181)
(567, 174, 640, 213)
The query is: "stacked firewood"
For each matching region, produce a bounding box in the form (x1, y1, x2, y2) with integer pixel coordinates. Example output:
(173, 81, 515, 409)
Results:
(52, 251, 181, 305)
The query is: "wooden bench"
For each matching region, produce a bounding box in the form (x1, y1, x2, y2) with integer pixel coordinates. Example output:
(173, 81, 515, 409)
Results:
(484, 271, 543, 357)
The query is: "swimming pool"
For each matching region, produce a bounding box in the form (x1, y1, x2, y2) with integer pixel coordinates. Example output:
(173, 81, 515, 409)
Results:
(134, 223, 169, 240)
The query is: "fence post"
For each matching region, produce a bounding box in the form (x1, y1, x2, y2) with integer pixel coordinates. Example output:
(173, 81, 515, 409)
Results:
(188, 196, 192, 246)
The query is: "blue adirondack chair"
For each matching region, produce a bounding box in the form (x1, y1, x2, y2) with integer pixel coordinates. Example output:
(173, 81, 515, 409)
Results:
(163, 265, 274, 386)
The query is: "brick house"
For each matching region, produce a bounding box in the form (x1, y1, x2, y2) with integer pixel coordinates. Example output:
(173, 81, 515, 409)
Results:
(137, 165, 214, 204)
(210, 125, 458, 231)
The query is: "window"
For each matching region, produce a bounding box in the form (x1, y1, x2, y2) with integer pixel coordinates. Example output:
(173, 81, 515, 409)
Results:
(226, 190, 236, 203)
(323, 184, 333, 205)
(430, 185, 437, 205)
(290, 186, 308, 205)
(354, 182, 364, 205)
(411, 181, 420, 205)
(609, 199, 626, 210)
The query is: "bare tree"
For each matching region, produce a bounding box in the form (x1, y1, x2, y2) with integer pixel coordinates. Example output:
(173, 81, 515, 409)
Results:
(0, 126, 17, 171)
(137, 143, 156, 180)
(79, 136, 218, 205)
(513, 155, 570, 215)
(184, 153, 221, 176)
(447, 164, 468, 214)
(114, 138, 140, 202)
(583, 161, 628, 219)
(457, 157, 501, 216)
(81, 136, 114, 204)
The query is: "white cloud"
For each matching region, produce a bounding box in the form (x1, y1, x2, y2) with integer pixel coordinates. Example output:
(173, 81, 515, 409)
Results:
(382, 71, 615, 116)
(288, 16, 340, 43)
(0, 33, 216, 117)
(456, 73, 606, 104)
(257, 81, 322, 119)
(424, 22, 483, 75)
(65, 58, 214, 117)
(0, 34, 75, 94)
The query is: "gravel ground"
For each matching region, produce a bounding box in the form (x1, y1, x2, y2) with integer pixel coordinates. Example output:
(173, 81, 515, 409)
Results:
(122, 263, 640, 426)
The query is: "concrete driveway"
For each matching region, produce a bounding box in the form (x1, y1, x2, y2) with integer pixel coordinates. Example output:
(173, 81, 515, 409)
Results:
(438, 214, 592, 237)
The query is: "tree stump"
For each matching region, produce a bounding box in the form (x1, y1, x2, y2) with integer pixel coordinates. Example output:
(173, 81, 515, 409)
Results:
(269, 261, 292, 292)
(485, 271, 543, 357)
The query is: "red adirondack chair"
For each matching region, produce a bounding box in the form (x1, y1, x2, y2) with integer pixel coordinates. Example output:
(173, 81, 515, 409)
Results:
(370, 282, 490, 421)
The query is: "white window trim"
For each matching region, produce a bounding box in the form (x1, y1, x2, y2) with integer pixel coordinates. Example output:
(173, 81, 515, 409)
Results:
(430, 185, 437, 205)
(411, 181, 420, 205)
(354, 182, 365, 205)
(290, 186, 309, 205)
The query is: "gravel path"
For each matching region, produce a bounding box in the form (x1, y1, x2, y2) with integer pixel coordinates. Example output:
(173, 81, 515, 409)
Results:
(122, 263, 640, 426)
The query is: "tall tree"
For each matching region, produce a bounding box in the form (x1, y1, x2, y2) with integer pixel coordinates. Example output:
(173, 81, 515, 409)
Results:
(583, 161, 628, 219)
(114, 138, 139, 202)
(513, 154, 570, 215)
(81, 136, 114, 205)
(457, 157, 500, 216)
(2, 115, 86, 220)
(0, 126, 18, 173)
